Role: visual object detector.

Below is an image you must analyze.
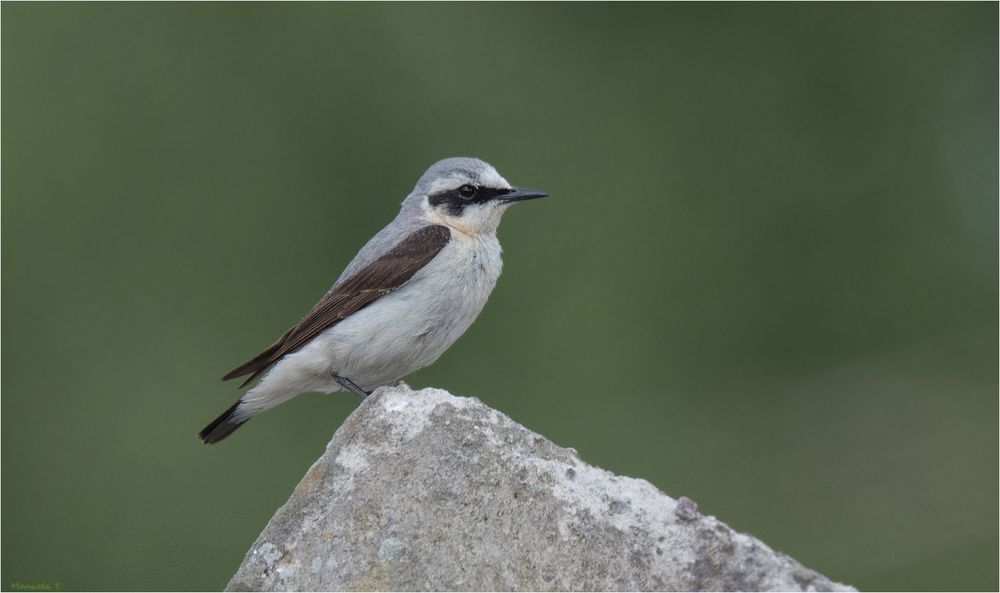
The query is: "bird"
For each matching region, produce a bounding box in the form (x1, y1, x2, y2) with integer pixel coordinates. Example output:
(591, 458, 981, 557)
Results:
(198, 157, 548, 443)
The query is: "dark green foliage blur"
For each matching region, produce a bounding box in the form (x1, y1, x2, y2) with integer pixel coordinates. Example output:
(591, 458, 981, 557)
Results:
(2, 3, 996, 591)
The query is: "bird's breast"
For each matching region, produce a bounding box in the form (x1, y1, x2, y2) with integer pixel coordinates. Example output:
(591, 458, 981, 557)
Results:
(321, 232, 503, 387)
(416, 231, 503, 316)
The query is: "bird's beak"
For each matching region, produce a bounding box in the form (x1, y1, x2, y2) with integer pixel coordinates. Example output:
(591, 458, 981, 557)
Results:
(502, 187, 549, 203)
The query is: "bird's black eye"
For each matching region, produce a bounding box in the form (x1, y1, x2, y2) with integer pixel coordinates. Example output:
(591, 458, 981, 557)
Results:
(458, 184, 477, 199)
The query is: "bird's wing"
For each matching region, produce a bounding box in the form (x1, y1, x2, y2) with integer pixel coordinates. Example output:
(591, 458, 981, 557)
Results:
(222, 224, 452, 387)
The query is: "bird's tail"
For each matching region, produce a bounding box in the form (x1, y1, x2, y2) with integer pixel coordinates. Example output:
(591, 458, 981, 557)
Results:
(198, 398, 249, 444)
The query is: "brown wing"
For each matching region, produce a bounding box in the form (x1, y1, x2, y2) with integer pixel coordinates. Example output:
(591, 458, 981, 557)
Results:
(222, 224, 452, 387)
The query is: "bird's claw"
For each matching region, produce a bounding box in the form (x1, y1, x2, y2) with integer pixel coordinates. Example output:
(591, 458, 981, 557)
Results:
(332, 373, 371, 400)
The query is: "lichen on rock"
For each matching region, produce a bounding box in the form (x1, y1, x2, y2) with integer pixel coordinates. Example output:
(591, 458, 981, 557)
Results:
(226, 385, 853, 592)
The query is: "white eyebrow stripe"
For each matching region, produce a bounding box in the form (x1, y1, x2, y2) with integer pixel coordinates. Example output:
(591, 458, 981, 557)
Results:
(424, 166, 510, 195)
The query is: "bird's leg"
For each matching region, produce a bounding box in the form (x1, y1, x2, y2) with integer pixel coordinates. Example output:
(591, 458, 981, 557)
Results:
(332, 372, 371, 400)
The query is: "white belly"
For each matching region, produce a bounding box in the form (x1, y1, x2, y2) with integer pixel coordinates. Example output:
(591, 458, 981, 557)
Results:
(238, 231, 502, 416)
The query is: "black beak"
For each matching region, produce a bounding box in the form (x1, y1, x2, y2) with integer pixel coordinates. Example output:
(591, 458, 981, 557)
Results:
(502, 187, 549, 203)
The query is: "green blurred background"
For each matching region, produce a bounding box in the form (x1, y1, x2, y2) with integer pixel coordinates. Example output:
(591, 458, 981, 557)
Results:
(2, 3, 996, 591)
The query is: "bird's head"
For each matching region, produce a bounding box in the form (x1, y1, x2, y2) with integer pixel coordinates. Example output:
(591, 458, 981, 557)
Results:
(408, 157, 548, 236)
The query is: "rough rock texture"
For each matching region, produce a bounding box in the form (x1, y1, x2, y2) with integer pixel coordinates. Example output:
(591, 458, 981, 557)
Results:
(227, 386, 853, 592)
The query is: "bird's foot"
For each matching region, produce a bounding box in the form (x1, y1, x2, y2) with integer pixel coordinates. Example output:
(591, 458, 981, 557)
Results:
(332, 373, 371, 400)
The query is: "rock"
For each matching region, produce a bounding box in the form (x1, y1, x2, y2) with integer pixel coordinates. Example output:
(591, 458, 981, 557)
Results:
(226, 386, 853, 592)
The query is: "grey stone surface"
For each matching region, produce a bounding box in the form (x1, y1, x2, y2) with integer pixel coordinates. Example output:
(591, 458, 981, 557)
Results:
(227, 385, 854, 592)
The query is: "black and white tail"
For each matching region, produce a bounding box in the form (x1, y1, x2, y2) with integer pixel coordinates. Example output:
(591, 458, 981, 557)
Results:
(198, 399, 249, 444)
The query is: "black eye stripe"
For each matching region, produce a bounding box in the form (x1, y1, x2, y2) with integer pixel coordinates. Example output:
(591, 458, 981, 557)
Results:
(428, 186, 513, 215)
